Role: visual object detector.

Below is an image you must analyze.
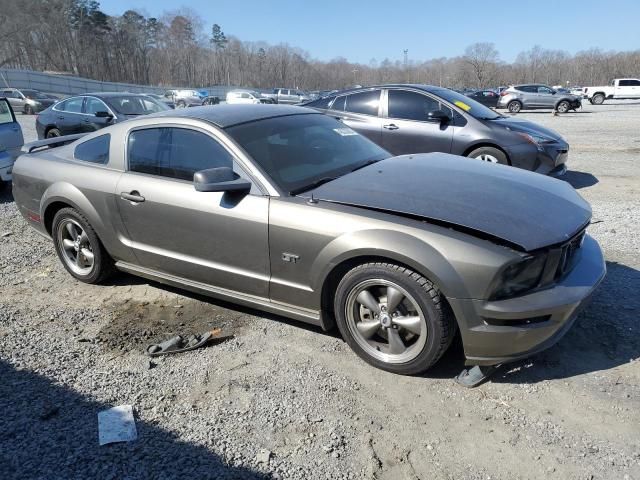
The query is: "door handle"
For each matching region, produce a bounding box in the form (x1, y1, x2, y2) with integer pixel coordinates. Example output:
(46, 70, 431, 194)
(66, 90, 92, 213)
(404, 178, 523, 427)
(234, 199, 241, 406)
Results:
(57, 116, 64, 120)
(120, 191, 145, 203)
(383, 124, 399, 130)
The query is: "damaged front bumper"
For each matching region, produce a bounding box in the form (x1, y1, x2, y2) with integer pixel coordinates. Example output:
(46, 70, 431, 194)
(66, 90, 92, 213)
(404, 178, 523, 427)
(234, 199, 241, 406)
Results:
(449, 234, 606, 366)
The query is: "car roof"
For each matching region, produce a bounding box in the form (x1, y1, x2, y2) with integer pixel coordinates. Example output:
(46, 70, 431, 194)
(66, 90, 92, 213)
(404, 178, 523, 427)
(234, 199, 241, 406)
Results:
(327, 84, 454, 96)
(81, 92, 151, 98)
(147, 104, 320, 128)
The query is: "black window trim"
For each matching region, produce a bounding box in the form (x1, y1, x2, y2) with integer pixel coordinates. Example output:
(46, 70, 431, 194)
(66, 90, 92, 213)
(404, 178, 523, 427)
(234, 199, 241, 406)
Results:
(53, 95, 86, 114)
(124, 123, 266, 194)
(384, 87, 454, 123)
(329, 88, 382, 117)
(83, 95, 116, 117)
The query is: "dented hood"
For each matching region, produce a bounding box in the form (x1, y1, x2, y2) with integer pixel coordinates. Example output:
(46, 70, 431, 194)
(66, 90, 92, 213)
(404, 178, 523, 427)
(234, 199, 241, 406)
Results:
(307, 153, 591, 251)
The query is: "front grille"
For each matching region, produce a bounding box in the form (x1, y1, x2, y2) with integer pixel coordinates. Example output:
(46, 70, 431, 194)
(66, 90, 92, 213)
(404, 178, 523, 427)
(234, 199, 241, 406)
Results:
(555, 229, 585, 279)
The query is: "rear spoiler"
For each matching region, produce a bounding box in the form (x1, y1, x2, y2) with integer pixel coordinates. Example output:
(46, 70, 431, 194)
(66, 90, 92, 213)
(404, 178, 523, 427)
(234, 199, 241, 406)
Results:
(21, 133, 87, 154)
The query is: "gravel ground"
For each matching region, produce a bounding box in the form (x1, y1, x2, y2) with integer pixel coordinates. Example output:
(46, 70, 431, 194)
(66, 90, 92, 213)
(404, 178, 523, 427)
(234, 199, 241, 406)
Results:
(1, 103, 639, 480)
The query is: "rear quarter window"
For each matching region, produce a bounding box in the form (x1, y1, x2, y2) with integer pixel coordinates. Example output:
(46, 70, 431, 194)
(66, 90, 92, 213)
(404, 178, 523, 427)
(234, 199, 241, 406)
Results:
(74, 134, 110, 164)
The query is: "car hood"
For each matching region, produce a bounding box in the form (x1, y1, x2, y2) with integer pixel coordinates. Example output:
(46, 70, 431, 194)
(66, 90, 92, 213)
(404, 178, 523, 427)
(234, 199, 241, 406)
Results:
(489, 116, 564, 141)
(307, 153, 590, 252)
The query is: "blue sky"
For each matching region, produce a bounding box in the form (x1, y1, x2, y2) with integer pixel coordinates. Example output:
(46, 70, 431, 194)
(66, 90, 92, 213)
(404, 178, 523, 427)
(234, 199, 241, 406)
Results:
(101, 0, 640, 63)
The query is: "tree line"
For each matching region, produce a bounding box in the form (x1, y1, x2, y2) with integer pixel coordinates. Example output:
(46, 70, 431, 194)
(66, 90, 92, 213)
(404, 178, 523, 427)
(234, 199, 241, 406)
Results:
(1, 0, 639, 91)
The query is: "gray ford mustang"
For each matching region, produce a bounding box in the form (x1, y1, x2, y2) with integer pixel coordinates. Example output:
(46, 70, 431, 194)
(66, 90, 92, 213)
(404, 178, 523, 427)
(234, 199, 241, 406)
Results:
(12, 105, 605, 381)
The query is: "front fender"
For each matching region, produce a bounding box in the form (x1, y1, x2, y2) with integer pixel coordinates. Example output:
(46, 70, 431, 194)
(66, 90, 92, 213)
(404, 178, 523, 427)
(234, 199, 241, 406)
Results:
(310, 229, 469, 300)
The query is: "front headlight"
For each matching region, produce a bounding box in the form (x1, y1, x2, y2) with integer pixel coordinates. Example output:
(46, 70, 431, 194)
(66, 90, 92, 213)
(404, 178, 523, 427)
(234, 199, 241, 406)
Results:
(515, 132, 554, 151)
(491, 254, 547, 300)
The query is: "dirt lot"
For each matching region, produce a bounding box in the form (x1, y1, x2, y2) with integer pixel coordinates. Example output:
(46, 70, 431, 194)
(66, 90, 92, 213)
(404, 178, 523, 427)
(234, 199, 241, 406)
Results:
(1, 102, 639, 480)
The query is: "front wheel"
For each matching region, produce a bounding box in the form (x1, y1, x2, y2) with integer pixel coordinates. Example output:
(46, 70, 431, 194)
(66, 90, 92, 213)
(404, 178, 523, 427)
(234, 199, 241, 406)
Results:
(24, 105, 34, 115)
(334, 262, 455, 375)
(52, 208, 115, 283)
(467, 146, 508, 165)
(592, 93, 605, 105)
(176, 100, 186, 108)
(556, 101, 570, 113)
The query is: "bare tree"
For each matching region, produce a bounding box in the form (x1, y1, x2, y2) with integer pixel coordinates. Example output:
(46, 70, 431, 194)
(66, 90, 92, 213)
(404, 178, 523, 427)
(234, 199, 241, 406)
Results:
(1, 1, 639, 91)
(463, 42, 500, 87)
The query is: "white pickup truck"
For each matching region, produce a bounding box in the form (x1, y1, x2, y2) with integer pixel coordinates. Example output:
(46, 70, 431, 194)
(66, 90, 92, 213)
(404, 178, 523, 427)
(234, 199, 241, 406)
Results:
(583, 78, 640, 104)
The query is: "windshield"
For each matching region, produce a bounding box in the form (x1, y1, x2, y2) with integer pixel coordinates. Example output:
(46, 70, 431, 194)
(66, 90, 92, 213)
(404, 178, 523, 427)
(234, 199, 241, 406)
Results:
(433, 88, 503, 120)
(108, 95, 169, 115)
(21, 89, 45, 98)
(226, 113, 390, 194)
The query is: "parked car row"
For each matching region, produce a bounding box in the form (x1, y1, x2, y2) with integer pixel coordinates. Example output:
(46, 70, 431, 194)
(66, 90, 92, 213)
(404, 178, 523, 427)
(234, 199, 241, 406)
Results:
(10, 104, 605, 380)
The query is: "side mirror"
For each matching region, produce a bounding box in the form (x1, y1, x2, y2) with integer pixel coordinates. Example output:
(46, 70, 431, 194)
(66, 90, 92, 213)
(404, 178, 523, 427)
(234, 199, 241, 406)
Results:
(194, 167, 251, 193)
(426, 109, 451, 123)
(95, 111, 112, 119)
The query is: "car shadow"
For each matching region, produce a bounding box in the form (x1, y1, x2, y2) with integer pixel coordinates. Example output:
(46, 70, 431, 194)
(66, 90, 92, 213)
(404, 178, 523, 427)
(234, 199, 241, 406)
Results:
(563, 170, 599, 189)
(108, 260, 637, 388)
(493, 261, 640, 385)
(505, 111, 593, 115)
(0, 184, 14, 204)
(0, 359, 269, 479)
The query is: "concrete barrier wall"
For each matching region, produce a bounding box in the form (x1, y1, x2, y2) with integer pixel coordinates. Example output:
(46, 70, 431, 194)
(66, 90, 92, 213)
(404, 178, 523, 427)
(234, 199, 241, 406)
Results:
(0, 68, 243, 98)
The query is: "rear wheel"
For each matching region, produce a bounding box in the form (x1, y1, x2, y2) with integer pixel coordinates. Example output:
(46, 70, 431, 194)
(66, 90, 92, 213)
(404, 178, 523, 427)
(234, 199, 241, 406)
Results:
(507, 100, 522, 113)
(467, 146, 508, 165)
(556, 101, 570, 113)
(46, 128, 61, 138)
(334, 262, 454, 375)
(52, 208, 115, 283)
(176, 100, 186, 108)
(24, 104, 34, 115)
(592, 93, 605, 105)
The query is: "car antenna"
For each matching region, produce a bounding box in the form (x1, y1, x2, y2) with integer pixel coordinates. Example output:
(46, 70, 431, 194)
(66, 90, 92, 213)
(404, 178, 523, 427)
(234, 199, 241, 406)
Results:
(308, 193, 318, 204)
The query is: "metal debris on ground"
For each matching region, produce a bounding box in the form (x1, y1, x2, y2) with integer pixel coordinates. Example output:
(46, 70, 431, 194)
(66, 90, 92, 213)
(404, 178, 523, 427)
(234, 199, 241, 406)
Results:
(146, 328, 232, 357)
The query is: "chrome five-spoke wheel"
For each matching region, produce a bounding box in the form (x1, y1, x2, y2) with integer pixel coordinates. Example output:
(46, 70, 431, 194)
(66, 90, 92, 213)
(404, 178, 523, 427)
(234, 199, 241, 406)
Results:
(345, 279, 427, 364)
(57, 218, 95, 276)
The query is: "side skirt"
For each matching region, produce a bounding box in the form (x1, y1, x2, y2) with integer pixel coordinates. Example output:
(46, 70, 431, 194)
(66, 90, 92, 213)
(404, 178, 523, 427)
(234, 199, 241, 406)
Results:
(115, 261, 322, 327)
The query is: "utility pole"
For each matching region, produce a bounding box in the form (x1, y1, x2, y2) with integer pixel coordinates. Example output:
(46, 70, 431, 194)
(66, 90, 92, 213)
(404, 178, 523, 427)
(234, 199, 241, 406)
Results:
(403, 49, 409, 82)
(352, 68, 358, 86)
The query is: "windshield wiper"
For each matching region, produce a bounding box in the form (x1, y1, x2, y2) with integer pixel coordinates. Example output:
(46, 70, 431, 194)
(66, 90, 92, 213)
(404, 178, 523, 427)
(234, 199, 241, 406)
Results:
(289, 176, 337, 196)
(350, 158, 381, 173)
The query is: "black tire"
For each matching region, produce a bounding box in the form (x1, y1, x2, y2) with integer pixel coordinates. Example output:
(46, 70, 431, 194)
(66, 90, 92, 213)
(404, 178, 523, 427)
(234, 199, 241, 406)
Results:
(556, 101, 570, 113)
(507, 100, 522, 113)
(467, 146, 509, 165)
(52, 207, 115, 284)
(46, 128, 61, 138)
(334, 262, 455, 375)
(176, 100, 186, 108)
(24, 104, 33, 115)
(592, 93, 605, 105)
